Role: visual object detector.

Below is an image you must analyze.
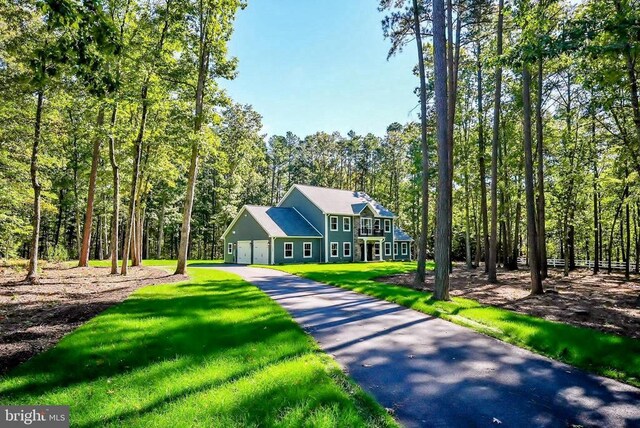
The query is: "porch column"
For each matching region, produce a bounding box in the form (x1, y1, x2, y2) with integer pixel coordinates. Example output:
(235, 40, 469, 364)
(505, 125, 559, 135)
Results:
(364, 239, 368, 262)
(379, 241, 383, 261)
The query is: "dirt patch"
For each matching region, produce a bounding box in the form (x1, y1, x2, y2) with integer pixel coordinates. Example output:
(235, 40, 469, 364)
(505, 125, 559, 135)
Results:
(0, 264, 187, 374)
(378, 266, 640, 339)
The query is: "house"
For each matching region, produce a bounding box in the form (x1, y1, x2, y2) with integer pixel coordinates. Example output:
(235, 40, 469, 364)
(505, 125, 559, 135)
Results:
(221, 184, 414, 264)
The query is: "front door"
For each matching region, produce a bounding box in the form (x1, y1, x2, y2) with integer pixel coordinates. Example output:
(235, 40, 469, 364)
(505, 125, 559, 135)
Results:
(359, 243, 374, 261)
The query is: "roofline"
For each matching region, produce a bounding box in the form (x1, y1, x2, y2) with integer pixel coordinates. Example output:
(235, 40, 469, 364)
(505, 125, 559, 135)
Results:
(277, 184, 327, 215)
(290, 206, 324, 237)
(220, 205, 272, 240)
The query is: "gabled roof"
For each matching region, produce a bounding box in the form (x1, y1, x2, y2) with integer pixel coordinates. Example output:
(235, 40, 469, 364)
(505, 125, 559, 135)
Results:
(244, 206, 322, 238)
(285, 184, 395, 217)
(394, 226, 413, 241)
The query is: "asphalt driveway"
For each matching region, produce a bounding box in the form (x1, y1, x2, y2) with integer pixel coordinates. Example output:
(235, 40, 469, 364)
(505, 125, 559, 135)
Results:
(212, 265, 640, 428)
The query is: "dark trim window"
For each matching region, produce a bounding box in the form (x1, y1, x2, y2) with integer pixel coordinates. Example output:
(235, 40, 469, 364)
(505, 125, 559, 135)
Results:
(385, 242, 391, 256)
(303, 242, 312, 258)
(394, 242, 398, 255)
(384, 219, 391, 233)
(330, 242, 339, 257)
(401, 242, 408, 255)
(284, 242, 294, 259)
(227, 243, 233, 254)
(330, 216, 339, 231)
(343, 217, 351, 232)
(343, 242, 351, 257)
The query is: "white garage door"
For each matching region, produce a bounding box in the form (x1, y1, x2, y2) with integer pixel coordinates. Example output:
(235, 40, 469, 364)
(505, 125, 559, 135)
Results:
(237, 241, 251, 264)
(253, 240, 269, 265)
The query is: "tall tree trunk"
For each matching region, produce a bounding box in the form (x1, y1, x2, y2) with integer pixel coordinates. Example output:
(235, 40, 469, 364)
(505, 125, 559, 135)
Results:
(464, 163, 473, 269)
(108, 104, 120, 275)
(433, 0, 450, 300)
(476, 42, 489, 272)
(121, 84, 148, 275)
(625, 200, 630, 280)
(79, 106, 105, 267)
(522, 64, 543, 295)
(592, 114, 599, 274)
(175, 35, 209, 275)
(535, 57, 548, 279)
(413, 0, 430, 284)
(26, 90, 44, 283)
(488, 0, 504, 283)
(157, 197, 165, 259)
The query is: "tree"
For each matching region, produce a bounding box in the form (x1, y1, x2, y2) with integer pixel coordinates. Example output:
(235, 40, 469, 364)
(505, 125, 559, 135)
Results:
(488, 0, 504, 283)
(433, 0, 451, 300)
(175, 0, 244, 275)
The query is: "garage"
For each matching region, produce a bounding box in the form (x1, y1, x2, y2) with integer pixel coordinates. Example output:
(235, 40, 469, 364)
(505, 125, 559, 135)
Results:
(252, 240, 269, 264)
(237, 241, 251, 264)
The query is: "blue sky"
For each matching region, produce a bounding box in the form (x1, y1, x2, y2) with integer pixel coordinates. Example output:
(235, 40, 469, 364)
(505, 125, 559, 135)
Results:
(219, 0, 420, 138)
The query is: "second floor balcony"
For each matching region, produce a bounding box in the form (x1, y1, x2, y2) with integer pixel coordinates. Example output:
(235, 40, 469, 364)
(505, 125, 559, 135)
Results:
(358, 227, 384, 237)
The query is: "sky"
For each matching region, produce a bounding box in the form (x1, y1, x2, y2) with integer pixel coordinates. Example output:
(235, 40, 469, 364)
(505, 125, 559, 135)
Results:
(219, 0, 420, 138)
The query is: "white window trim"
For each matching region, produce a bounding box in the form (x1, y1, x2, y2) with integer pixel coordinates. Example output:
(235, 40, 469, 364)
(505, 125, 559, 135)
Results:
(401, 242, 408, 255)
(343, 217, 351, 232)
(384, 219, 391, 233)
(385, 242, 391, 256)
(330, 242, 339, 257)
(284, 242, 294, 259)
(227, 243, 233, 254)
(394, 243, 398, 255)
(343, 242, 351, 257)
(330, 216, 339, 231)
(374, 219, 381, 229)
(374, 242, 380, 256)
(303, 241, 312, 258)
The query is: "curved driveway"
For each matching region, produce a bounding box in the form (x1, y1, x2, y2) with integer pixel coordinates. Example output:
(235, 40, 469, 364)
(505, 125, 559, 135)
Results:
(212, 265, 640, 428)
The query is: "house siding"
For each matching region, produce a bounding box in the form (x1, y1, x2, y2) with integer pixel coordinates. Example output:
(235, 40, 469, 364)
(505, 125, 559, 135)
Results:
(274, 237, 322, 264)
(326, 215, 354, 263)
(279, 188, 325, 234)
(394, 240, 412, 261)
(223, 211, 269, 263)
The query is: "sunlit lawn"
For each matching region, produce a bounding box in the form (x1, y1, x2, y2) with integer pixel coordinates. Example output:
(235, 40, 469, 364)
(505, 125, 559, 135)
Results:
(0, 265, 395, 427)
(269, 262, 640, 388)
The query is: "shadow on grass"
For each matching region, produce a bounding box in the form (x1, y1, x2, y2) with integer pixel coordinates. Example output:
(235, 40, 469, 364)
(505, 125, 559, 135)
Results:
(0, 270, 394, 427)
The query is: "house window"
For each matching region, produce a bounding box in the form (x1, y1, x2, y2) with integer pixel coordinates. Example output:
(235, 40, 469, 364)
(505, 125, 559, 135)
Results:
(303, 242, 312, 258)
(401, 242, 408, 255)
(374, 242, 380, 257)
(227, 243, 233, 254)
(330, 216, 339, 231)
(284, 242, 294, 259)
(343, 242, 351, 257)
(343, 217, 351, 232)
(384, 219, 391, 233)
(385, 242, 391, 256)
(374, 219, 381, 230)
(394, 242, 398, 255)
(330, 242, 339, 257)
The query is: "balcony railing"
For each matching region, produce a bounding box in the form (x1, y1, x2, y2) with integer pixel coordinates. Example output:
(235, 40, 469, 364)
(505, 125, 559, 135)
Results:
(358, 227, 384, 237)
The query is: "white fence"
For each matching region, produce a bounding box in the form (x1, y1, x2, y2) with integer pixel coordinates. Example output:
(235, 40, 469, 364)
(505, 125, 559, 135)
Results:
(517, 257, 635, 271)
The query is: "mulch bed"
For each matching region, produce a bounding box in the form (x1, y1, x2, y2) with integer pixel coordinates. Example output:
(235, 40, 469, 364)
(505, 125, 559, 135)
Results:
(378, 266, 640, 339)
(0, 264, 187, 375)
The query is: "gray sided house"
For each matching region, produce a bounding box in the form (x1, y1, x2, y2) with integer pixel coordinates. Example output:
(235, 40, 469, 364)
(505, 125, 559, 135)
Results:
(222, 184, 414, 265)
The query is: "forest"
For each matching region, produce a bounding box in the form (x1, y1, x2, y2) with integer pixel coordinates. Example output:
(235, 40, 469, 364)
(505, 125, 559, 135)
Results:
(1, 0, 639, 297)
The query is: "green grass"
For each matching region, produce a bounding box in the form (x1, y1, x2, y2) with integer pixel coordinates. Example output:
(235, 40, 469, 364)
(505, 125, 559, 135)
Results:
(0, 266, 396, 427)
(268, 262, 640, 388)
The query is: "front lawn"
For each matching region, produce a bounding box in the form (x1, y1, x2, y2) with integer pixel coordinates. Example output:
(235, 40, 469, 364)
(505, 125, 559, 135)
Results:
(269, 262, 640, 388)
(0, 267, 395, 427)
